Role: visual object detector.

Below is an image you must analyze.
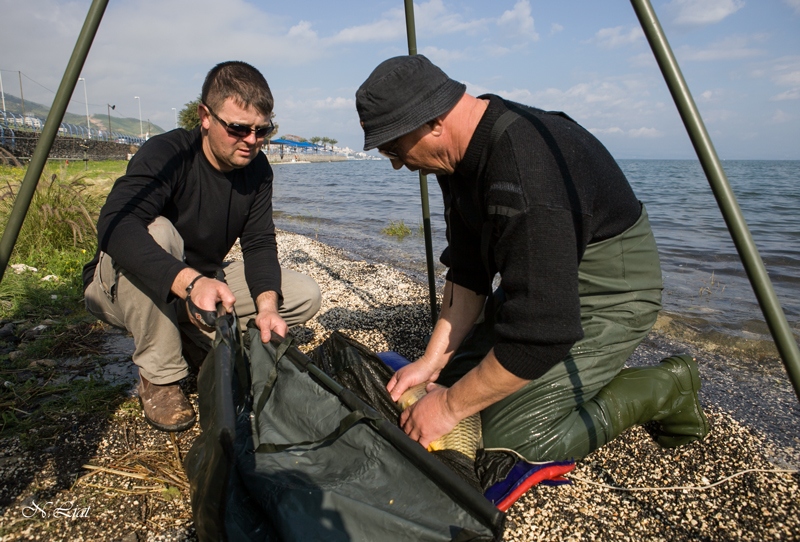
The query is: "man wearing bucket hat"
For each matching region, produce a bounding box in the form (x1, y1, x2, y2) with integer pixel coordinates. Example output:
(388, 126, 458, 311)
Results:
(356, 55, 709, 462)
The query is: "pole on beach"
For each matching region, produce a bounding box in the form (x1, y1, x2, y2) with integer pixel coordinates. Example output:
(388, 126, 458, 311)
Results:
(630, 0, 800, 402)
(0, 0, 110, 285)
(403, 0, 439, 329)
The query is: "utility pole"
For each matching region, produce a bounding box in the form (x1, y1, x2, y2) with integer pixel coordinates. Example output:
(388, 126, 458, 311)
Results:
(0, 70, 6, 112)
(134, 96, 142, 138)
(79, 77, 90, 137)
(107, 103, 115, 136)
(18, 71, 25, 120)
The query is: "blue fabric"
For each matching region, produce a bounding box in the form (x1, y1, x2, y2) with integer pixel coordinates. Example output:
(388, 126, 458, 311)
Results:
(483, 460, 573, 505)
(377, 351, 411, 372)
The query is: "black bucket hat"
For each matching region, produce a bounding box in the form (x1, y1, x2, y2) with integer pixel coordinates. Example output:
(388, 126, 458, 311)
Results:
(356, 55, 466, 151)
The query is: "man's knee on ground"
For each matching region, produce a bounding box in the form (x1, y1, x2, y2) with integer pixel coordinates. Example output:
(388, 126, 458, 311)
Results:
(147, 216, 184, 259)
(297, 276, 322, 323)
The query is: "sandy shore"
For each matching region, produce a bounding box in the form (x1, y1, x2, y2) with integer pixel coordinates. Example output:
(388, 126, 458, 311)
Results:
(1, 229, 798, 541)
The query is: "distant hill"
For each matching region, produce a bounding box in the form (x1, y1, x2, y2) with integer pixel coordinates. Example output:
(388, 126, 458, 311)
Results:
(1, 93, 165, 137)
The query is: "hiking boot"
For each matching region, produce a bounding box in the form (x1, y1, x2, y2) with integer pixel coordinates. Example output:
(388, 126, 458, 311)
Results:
(137, 375, 196, 432)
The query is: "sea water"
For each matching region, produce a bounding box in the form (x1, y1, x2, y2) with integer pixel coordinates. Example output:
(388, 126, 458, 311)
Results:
(272, 159, 800, 359)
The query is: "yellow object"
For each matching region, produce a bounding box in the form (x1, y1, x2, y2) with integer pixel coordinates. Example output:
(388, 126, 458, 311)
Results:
(397, 384, 482, 460)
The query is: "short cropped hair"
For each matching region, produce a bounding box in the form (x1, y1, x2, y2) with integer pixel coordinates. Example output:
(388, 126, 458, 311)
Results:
(201, 61, 274, 116)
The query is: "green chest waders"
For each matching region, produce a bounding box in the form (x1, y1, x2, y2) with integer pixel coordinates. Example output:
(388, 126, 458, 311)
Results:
(443, 206, 664, 462)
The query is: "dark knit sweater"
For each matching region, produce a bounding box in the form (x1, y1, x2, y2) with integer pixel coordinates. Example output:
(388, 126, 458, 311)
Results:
(437, 95, 642, 380)
(82, 127, 281, 304)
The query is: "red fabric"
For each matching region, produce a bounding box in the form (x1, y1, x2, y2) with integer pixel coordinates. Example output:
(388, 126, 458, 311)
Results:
(496, 462, 576, 512)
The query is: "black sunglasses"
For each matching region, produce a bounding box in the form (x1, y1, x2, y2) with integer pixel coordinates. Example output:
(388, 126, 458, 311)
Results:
(203, 102, 274, 139)
(378, 141, 400, 159)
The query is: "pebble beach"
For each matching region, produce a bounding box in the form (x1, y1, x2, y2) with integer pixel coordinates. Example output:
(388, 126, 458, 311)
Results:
(1, 229, 798, 541)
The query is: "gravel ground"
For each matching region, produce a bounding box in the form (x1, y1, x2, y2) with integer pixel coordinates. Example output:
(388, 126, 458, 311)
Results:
(1, 229, 798, 541)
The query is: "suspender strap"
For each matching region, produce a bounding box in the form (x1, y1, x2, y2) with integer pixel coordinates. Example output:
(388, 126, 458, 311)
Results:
(475, 109, 521, 179)
(477, 109, 522, 280)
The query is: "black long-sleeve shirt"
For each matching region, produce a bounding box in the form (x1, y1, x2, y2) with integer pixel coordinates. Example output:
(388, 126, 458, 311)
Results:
(438, 95, 642, 380)
(83, 127, 281, 303)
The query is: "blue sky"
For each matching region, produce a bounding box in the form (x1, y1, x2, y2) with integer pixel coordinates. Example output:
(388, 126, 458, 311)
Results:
(1, 0, 798, 159)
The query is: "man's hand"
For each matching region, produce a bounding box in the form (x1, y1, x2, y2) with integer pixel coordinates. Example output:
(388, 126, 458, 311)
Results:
(254, 291, 288, 343)
(255, 308, 288, 344)
(174, 269, 236, 331)
(398, 350, 531, 448)
(399, 384, 460, 448)
(386, 356, 443, 402)
(387, 280, 486, 401)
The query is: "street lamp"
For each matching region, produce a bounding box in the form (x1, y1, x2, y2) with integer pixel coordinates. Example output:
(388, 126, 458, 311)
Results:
(172, 107, 177, 129)
(134, 96, 143, 138)
(107, 104, 115, 138)
(78, 77, 90, 138)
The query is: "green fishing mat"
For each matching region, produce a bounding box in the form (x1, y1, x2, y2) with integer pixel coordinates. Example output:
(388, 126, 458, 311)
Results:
(184, 312, 505, 541)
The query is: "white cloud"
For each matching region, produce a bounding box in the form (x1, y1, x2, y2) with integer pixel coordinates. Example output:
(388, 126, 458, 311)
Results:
(419, 46, 465, 65)
(550, 23, 564, 36)
(311, 97, 354, 110)
(330, 0, 489, 45)
(677, 35, 765, 62)
(467, 76, 664, 134)
(628, 127, 662, 138)
(667, 0, 745, 26)
(588, 126, 662, 138)
(589, 127, 625, 135)
(590, 26, 644, 49)
(497, 0, 539, 41)
(697, 89, 729, 104)
(754, 56, 800, 101)
(628, 52, 659, 69)
(701, 109, 736, 123)
(484, 43, 513, 57)
(771, 109, 792, 123)
(329, 13, 405, 44)
(784, 0, 800, 14)
(772, 89, 800, 101)
(288, 21, 319, 42)
(416, 0, 490, 34)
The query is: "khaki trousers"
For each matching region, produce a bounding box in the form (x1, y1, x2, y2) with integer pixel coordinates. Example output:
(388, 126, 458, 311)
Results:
(85, 217, 321, 385)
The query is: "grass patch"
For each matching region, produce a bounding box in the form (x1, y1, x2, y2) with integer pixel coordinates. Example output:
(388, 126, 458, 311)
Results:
(0, 161, 129, 448)
(0, 368, 128, 449)
(381, 220, 412, 240)
(0, 162, 126, 321)
(0, 159, 127, 191)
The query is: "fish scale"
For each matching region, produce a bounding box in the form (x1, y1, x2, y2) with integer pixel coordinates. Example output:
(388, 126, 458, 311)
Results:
(397, 383, 482, 460)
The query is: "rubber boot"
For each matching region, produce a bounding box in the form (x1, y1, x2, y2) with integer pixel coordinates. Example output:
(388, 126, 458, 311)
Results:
(592, 355, 710, 449)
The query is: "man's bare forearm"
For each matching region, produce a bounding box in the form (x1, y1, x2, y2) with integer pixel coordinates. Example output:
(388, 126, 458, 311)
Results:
(444, 349, 529, 420)
(255, 290, 280, 314)
(171, 268, 205, 299)
(424, 281, 486, 366)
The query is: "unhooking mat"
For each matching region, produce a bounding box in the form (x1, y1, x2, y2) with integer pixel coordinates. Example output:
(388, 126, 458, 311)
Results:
(311, 331, 575, 510)
(184, 314, 505, 541)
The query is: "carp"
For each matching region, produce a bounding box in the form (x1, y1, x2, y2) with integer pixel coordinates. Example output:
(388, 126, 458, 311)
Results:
(397, 383, 482, 460)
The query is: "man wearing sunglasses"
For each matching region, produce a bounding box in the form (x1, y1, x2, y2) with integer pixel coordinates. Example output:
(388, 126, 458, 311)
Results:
(83, 61, 321, 432)
(356, 55, 708, 462)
